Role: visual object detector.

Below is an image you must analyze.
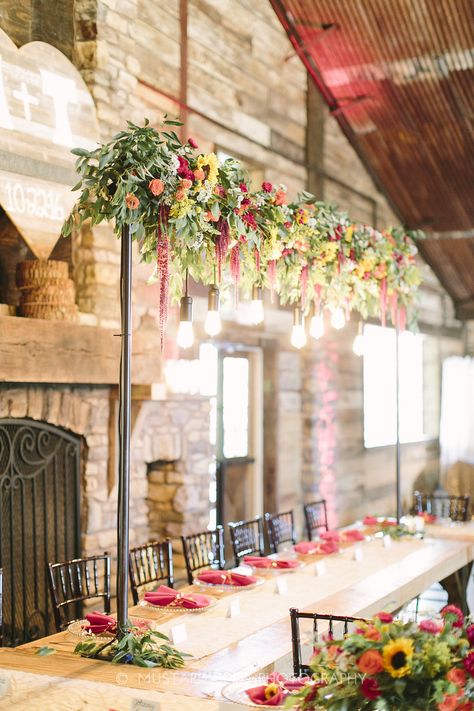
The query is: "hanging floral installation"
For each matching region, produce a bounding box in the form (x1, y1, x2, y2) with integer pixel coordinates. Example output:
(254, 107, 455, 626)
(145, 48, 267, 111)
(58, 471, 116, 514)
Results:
(63, 118, 423, 347)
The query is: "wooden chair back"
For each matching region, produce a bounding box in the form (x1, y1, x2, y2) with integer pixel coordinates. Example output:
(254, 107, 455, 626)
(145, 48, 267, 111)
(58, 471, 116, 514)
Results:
(181, 526, 225, 585)
(128, 539, 174, 605)
(413, 491, 470, 522)
(265, 510, 296, 553)
(290, 608, 367, 676)
(228, 516, 265, 566)
(47, 553, 111, 631)
(304, 499, 329, 540)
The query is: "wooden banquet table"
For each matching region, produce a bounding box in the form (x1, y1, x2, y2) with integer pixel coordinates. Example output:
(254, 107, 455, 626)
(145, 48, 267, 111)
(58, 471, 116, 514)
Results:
(0, 534, 473, 709)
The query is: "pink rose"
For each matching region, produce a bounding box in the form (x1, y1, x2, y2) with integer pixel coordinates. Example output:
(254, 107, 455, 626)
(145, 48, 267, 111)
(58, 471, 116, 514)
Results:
(188, 137, 198, 149)
(262, 181, 273, 193)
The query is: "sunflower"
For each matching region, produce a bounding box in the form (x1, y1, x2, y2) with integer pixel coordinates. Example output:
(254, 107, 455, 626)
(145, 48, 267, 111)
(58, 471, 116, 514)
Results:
(382, 638, 414, 678)
(264, 683, 280, 700)
(195, 153, 219, 188)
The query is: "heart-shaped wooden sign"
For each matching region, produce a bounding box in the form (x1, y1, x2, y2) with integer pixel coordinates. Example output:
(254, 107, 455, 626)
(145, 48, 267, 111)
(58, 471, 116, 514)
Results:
(0, 30, 99, 258)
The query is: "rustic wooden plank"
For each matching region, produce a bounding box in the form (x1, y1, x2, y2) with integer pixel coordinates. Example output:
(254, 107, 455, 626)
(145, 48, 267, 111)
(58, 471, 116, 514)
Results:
(0, 315, 164, 384)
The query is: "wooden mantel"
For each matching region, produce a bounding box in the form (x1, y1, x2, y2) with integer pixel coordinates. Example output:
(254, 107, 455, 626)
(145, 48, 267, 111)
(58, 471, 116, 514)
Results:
(0, 316, 162, 384)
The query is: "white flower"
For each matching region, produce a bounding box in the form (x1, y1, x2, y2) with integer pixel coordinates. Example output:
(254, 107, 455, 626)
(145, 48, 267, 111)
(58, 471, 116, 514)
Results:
(308, 217, 317, 228)
(278, 183, 287, 192)
(169, 155, 180, 174)
(255, 194, 265, 207)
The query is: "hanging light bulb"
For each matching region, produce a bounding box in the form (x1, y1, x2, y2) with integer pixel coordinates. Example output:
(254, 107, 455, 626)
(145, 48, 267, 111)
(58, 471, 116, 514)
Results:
(291, 306, 307, 349)
(352, 321, 365, 356)
(330, 307, 346, 330)
(204, 285, 221, 337)
(309, 302, 325, 340)
(250, 284, 264, 325)
(177, 271, 194, 349)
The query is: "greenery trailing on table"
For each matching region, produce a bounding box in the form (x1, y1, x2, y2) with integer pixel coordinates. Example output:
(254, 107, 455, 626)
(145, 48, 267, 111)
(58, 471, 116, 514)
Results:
(74, 626, 190, 668)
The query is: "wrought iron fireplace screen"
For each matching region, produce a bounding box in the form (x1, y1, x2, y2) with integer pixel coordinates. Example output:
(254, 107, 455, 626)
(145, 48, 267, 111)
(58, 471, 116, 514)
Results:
(0, 418, 81, 646)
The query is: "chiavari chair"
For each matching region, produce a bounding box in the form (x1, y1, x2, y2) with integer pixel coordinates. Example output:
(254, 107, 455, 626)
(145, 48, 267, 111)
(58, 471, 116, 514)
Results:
(47, 553, 111, 631)
(128, 539, 174, 605)
(304, 499, 329, 540)
(265, 510, 296, 553)
(290, 608, 368, 676)
(181, 526, 225, 584)
(228, 516, 265, 566)
(413, 491, 470, 522)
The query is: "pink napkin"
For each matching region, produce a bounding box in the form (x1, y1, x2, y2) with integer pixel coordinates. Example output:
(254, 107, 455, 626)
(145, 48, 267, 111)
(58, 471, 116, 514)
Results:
(84, 611, 117, 635)
(245, 673, 309, 705)
(342, 529, 365, 542)
(294, 541, 339, 555)
(320, 530, 340, 542)
(363, 516, 378, 525)
(243, 556, 299, 569)
(144, 585, 210, 608)
(294, 541, 319, 554)
(197, 570, 258, 586)
(318, 540, 339, 554)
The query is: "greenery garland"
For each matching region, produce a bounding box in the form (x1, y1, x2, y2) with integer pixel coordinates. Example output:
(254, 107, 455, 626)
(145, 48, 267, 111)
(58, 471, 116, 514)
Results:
(63, 118, 423, 346)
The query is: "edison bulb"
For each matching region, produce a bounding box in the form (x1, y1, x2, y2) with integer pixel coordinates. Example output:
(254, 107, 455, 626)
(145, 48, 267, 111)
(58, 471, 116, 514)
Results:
(204, 310, 221, 337)
(291, 324, 307, 349)
(330, 307, 345, 330)
(177, 320, 194, 349)
(250, 298, 264, 325)
(310, 314, 324, 339)
(352, 333, 364, 356)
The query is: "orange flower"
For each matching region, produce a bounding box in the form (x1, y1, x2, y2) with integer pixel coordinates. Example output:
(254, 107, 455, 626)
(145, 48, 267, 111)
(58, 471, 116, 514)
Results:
(274, 188, 286, 206)
(447, 668, 467, 687)
(357, 650, 384, 675)
(125, 193, 139, 209)
(203, 210, 220, 222)
(175, 189, 186, 201)
(194, 168, 205, 181)
(364, 626, 382, 641)
(180, 178, 192, 189)
(148, 178, 164, 196)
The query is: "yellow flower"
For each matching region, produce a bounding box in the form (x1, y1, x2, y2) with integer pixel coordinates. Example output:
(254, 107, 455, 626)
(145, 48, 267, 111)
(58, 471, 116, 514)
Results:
(345, 225, 354, 242)
(169, 197, 195, 219)
(264, 683, 280, 700)
(382, 638, 414, 678)
(196, 153, 219, 187)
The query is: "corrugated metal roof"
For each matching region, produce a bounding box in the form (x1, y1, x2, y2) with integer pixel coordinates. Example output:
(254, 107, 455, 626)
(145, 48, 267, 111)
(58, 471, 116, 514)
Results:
(270, 0, 474, 318)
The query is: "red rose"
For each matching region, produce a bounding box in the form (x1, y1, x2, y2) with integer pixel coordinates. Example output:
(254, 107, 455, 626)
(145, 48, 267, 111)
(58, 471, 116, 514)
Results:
(360, 678, 381, 700)
(464, 651, 474, 677)
(441, 605, 464, 628)
(419, 619, 442, 634)
(188, 137, 198, 149)
(447, 667, 467, 686)
(125, 193, 139, 209)
(148, 178, 164, 196)
(466, 624, 474, 646)
(262, 181, 273, 193)
(239, 182, 248, 192)
(177, 156, 190, 177)
(374, 611, 393, 623)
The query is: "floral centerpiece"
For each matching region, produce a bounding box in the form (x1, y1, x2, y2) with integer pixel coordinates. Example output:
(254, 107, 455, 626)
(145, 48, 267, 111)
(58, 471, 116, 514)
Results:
(63, 117, 423, 348)
(287, 607, 474, 710)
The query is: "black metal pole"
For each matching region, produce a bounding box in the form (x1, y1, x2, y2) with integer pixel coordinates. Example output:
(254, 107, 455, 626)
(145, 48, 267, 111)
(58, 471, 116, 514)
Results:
(395, 322, 402, 523)
(116, 224, 132, 632)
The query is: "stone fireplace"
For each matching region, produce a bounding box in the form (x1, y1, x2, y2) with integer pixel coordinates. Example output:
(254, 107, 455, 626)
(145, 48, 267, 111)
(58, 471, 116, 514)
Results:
(0, 382, 213, 642)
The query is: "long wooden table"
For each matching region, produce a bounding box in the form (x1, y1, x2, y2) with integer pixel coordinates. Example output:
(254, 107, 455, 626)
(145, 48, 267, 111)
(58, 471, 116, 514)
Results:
(0, 535, 472, 708)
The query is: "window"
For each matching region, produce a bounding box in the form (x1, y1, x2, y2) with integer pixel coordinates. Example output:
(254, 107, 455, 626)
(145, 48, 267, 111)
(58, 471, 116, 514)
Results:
(363, 324, 427, 448)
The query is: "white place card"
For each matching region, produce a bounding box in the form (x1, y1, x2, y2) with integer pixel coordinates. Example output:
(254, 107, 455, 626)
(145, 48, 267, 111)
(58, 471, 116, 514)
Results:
(383, 534, 392, 548)
(315, 560, 327, 576)
(130, 700, 161, 711)
(0, 676, 10, 698)
(170, 622, 187, 645)
(275, 577, 288, 595)
(353, 546, 364, 562)
(227, 596, 241, 618)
